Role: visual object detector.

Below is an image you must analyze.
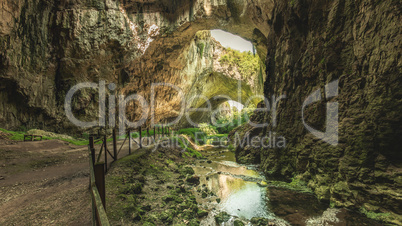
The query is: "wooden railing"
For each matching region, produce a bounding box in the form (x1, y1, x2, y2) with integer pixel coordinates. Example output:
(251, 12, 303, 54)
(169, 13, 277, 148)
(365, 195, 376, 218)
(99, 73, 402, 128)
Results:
(89, 147, 109, 226)
(89, 126, 171, 225)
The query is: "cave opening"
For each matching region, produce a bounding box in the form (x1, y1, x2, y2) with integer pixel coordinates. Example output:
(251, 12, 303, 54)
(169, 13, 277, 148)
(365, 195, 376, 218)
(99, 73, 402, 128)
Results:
(140, 28, 266, 132)
(1, 1, 400, 225)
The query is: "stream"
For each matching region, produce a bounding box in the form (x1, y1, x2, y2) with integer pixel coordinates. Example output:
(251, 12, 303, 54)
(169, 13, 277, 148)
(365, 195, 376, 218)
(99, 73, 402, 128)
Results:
(188, 148, 383, 226)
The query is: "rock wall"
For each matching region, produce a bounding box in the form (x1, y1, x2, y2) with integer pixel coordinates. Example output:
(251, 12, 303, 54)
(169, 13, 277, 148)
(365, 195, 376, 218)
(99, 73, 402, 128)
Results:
(1, 0, 400, 223)
(258, 0, 401, 223)
(0, 0, 272, 133)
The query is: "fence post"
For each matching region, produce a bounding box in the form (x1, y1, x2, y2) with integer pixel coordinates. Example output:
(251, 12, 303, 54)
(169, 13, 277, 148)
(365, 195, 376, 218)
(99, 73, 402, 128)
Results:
(113, 128, 117, 161)
(89, 136, 95, 149)
(153, 127, 156, 142)
(104, 135, 107, 172)
(94, 162, 106, 209)
(162, 124, 164, 137)
(146, 128, 150, 145)
(139, 127, 142, 148)
(89, 136, 95, 165)
(128, 130, 131, 155)
(92, 197, 96, 226)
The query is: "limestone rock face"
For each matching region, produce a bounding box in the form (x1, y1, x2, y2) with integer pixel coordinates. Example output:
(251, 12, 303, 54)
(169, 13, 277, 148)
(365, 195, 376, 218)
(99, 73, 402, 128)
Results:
(257, 0, 401, 223)
(0, 0, 272, 133)
(0, 0, 401, 223)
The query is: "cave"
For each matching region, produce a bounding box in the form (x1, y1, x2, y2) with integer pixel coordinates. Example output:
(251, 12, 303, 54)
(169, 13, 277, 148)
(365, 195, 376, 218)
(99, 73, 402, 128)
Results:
(0, 0, 401, 225)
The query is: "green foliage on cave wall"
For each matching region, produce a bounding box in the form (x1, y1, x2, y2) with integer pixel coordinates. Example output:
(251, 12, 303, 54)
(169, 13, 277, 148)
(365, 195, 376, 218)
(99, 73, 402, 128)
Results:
(219, 48, 261, 79)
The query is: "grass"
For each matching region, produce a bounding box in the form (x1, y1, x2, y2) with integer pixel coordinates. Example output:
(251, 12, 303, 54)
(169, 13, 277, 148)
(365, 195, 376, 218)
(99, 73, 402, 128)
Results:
(175, 136, 203, 159)
(177, 128, 207, 145)
(0, 128, 91, 146)
(1, 126, 172, 146)
(177, 128, 228, 146)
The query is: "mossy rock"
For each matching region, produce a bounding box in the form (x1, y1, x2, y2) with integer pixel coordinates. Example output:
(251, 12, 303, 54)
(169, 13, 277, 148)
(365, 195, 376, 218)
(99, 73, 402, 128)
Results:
(197, 209, 209, 218)
(234, 220, 245, 226)
(180, 166, 195, 176)
(250, 217, 269, 226)
(189, 219, 201, 226)
(133, 183, 143, 194)
(159, 210, 174, 223)
(215, 212, 231, 224)
(186, 175, 200, 185)
(162, 194, 183, 204)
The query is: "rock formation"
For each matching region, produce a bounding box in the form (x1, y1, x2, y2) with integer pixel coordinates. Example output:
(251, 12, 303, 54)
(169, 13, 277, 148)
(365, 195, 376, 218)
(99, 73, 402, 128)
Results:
(0, 0, 271, 133)
(0, 0, 400, 223)
(234, 0, 401, 223)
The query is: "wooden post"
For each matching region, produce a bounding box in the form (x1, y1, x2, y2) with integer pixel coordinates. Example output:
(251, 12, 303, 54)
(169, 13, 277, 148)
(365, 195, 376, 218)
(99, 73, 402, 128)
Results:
(89, 136, 95, 149)
(162, 124, 164, 137)
(90, 148, 96, 167)
(153, 127, 156, 142)
(147, 128, 150, 145)
(89, 136, 95, 165)
(113, 128, 117, 161)
(94, 163, 106, 209)
(91, 196, 96, 226)
(104, 135, 107, 172)
(128, 130, 132, 155)
(139, 127, 142, 148)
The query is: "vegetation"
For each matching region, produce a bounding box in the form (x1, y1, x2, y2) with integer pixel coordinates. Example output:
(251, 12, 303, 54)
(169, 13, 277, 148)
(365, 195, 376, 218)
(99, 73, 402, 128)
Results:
(213, 106, 256, 134)
(219, 48, 260, 79)
(198, 123, 217, 135)
(360, 207, 391, 222)
(175, 137, 203, 159)
(106, 149, 204, 225)
(197, 42, 205, 57)
(267, 176, 313, 193)
(0, 128, 90, 146)
(176, 127, 229, 147)
(177, 128, 207, 145)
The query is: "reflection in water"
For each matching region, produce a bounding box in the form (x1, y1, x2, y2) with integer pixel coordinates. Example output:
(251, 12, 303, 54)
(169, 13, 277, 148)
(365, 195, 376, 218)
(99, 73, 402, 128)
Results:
(194, 149, 381, 226)
(221, 181, 273, 219)
(193, 149, 272, 220)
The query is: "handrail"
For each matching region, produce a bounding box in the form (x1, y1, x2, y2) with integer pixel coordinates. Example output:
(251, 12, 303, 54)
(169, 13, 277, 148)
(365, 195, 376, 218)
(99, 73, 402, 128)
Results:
(89, 126, 171, 225)
(89, 147, 110, 226)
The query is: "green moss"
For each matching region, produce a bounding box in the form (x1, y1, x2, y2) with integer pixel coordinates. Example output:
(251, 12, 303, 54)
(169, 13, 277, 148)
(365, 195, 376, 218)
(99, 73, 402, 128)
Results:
(176, 135, 203, 159)
(234, 220, 245, 226)
(197, 209, 209, 218)
(215, 212, 231, 224)
(360, 207, 391, 222)
(180, 166, 195, 176)
(267, 176, 312, 193)
(162, 193, 186, 205)
(290, 0, 296, 6)
(250, 217, 269, 226)
(197, 42, 205, 57)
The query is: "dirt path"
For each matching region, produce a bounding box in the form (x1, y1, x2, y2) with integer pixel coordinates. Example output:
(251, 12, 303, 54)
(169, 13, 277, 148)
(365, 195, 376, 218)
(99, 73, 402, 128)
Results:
(0, 133, 153, 225)
(0, 140, 91, 225)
